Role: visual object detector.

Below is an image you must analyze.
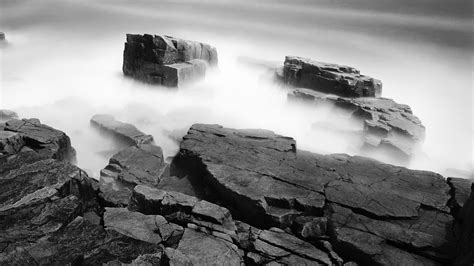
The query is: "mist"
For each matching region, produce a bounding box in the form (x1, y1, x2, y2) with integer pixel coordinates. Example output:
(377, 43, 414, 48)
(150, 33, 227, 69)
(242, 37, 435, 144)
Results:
(0, 0, 472, 179)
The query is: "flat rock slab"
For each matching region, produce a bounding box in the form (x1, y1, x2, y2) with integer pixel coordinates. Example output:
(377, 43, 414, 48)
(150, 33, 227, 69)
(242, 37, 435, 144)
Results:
(289, 88, 425, 162)
(280, 56, 382, 97)
(90, 114, 153, 146)
(172, 123, 460, 264)
(123, 34, 217, 87)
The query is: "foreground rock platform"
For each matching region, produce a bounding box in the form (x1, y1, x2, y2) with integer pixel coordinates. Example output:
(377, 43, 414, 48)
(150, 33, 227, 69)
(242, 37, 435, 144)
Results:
(123, 34, 217, 87)
(289, 88, 425, 162)
(278, 56, 382, 97)
(1, 120, 472, 265)
(170, 123, 471, 265)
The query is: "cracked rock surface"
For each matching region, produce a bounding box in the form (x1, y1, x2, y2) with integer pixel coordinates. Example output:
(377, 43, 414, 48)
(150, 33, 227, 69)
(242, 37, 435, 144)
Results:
(170, 123, 471, 265)
(1, 120, 472, 265)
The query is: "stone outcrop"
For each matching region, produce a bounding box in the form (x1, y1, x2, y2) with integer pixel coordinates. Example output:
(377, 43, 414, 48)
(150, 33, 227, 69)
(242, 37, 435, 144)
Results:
(123, 34, 217, 87)
(289, 88, 425, 162)
(0, 118, 76, 168)
(279, 56, 382, 97)
(170, 123, 471, 265)
(90, 114, 153, 146)
(2, 119, 472, 265)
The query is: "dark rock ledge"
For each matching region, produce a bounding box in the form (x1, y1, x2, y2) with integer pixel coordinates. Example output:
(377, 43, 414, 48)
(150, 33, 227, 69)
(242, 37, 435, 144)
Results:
(1, 120, 472, 265)
(123, 34, 218, 87)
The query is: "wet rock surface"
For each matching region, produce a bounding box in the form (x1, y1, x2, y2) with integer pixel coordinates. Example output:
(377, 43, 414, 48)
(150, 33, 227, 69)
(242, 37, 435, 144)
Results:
(288, 88, 425, 163)
(123, 34, 217, 87)
(1, 119, 472, 265)
(279, 56, 382, 97)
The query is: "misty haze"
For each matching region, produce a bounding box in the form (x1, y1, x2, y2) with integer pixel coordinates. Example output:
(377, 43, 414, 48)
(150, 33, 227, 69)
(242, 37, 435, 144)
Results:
(0, 0, 473, 265)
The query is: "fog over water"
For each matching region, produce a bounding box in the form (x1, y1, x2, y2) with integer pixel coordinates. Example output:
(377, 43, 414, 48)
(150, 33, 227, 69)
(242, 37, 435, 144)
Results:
(1, 0, 473, 179)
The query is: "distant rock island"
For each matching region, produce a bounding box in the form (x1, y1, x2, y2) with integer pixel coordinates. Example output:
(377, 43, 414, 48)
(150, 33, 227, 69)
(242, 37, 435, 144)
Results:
(123, 34, 217, 87)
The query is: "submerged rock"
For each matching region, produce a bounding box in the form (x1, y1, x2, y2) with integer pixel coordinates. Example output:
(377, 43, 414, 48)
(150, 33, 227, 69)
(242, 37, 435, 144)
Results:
(123, 34, 217, 87)
(279, 56, 382, 97)
(90, 114, 153, 146)
(289, 88, 425, 162)
(170, 123, 469, 265)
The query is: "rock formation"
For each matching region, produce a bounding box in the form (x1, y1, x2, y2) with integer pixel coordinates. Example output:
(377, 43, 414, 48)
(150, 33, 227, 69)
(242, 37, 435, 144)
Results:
(99, 144, 168, 207)
(278, 56, 382, 97)
(170, 124, 471, 265)
(90, 114, 168, 207)
(0, 118, 76, 166)
(289, 88, 425, 162)
(123, 34, 217, 87)
(275, 55, 424, 163)
(1, 119, 472, 265)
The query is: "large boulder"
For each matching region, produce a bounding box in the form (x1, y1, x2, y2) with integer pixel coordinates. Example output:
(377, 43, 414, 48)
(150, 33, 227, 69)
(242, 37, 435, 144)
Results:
(123, 34, 217, 87)
(90, 114, 154, 146)
(289, 88, 425, 162)
(279, 56, 382, 97)
(170, 123, 468, 265)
